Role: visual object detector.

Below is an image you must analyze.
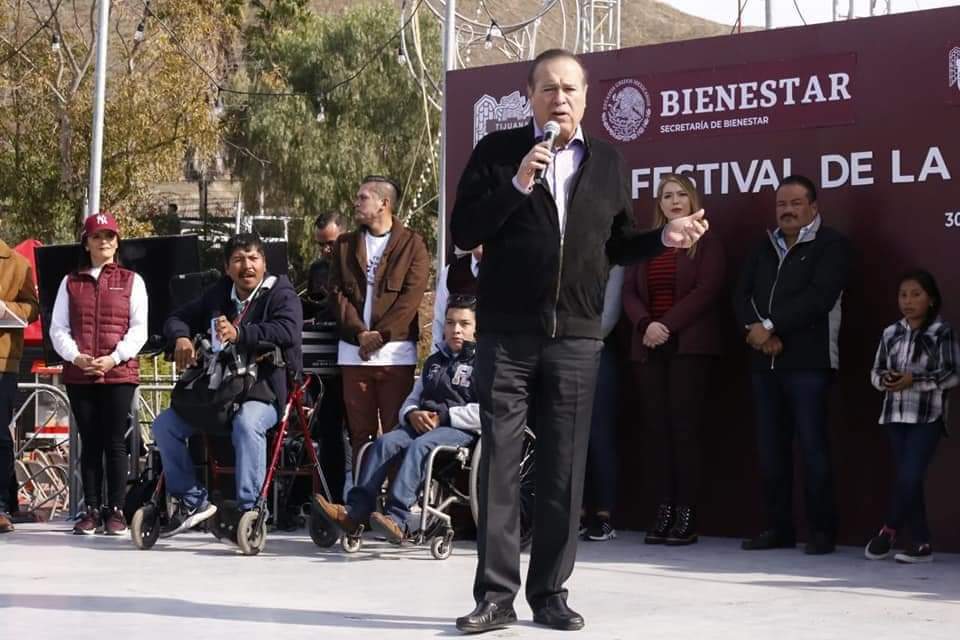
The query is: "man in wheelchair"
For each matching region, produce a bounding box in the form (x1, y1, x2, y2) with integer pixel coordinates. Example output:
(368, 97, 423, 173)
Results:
(313, 296, 478, 543)
(152, 234, 303, 537)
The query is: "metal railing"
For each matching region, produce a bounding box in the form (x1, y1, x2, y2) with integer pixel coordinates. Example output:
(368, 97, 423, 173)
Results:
(11, 382, 79, 516)
(11, 353, 180, 518)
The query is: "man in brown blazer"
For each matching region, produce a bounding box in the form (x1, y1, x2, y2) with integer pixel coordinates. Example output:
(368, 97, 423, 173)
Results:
(330, 176, 430, 461)
(0, 224, 41, 533)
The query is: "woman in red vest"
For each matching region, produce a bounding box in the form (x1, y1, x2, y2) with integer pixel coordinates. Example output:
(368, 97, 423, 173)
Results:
(50, 213, 147, 535)
(623, 174, 726, 547)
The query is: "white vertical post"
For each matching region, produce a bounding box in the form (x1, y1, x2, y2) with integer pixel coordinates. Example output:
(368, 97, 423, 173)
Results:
(765, 0, 772, 29)
(86, 0, 110, 219)
(437, 0, 456, 281)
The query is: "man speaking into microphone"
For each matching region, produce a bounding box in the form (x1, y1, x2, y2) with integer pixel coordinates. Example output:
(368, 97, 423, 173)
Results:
(451, 49, 708, 634)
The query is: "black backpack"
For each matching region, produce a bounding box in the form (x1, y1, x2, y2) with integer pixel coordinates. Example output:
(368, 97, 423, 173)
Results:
(170, 339, 265, 433)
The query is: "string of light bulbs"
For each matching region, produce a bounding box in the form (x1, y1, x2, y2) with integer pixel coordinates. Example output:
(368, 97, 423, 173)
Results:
(0, 0, 66, 67)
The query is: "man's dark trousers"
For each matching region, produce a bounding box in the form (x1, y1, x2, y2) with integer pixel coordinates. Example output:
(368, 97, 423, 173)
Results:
(0, 372, 18, 513)
(473, 333, 603, 609)
(751, 369, 837, 539)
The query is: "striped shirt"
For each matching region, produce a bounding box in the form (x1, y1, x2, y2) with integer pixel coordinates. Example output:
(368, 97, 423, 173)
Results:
(647, 248, 679, 320)
(870, 317, 959, 424)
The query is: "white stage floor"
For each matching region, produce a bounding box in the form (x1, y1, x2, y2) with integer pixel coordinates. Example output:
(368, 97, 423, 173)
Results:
(3, 522, 959, 639)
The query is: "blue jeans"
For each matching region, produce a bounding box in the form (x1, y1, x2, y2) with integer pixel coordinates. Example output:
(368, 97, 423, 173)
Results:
(346, 423, 475, 533)
(885, 421, 942, 544)
(752, 369, 836, 538)
(153, 401, 278, 510)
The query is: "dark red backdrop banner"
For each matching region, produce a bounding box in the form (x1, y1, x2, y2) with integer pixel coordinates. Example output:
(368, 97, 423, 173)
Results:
(444, 8, 960, 549)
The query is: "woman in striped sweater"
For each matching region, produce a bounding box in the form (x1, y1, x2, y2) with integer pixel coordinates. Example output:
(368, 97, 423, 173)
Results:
(622, 174, 726, 546)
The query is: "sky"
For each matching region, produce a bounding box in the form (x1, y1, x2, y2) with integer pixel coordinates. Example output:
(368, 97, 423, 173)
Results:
(658, 0, 960, 28)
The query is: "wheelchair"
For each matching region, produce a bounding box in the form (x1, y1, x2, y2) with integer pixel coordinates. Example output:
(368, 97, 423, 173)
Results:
(130, 342, 338, 555)
(319, 425, 537, 560)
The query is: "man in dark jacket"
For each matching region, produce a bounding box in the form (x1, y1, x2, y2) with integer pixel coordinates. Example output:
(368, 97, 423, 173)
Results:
(313, 296, 479, 542)
(304, 211, 343, 324)
(153, 234, 303, 536)
(734, 175, 852, 556)
(451, 49, 709, 634)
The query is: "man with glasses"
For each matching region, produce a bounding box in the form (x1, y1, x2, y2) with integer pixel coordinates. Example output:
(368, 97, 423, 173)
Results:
(329, 175, 430, 461)
(304, 211, 343, 324)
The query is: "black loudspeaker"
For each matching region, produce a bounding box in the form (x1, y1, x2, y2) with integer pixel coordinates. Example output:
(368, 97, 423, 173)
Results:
(261, 241, 289, 276)
(35, 235, 201, 363)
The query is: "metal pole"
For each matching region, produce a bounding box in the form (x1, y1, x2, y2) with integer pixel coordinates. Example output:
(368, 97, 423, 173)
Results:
(437, 0, 455, 281)
(848, 0, 855, 19)
(765, 0, 772, 29)
(86, 0, 110, 219)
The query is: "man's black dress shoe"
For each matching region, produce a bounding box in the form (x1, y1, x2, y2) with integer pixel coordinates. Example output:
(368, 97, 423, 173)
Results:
(455, 601, 518, 634)
(532, 599, 585, 631)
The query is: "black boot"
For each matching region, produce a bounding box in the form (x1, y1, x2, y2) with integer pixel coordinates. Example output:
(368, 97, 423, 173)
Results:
(644, 504, 674, 544)
(665, 505, 698, 545)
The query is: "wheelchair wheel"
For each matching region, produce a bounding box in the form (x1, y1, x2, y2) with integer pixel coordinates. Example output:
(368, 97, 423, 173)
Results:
(309, 503, 339, 548)
(353, 440, 373, 483)
(131, 504, 160, 550)
(341, 533, 362, 553)
(430, 531, 454, 560)
(469, 427, 536, 550)
(237, 510, 267, 556)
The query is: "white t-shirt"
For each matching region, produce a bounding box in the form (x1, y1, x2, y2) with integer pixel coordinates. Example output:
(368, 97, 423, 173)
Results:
(338, 231, 418, 366)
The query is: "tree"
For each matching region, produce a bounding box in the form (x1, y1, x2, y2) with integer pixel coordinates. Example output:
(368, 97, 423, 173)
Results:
(227, 0, 442, 280)
(0, 0, 242, 243)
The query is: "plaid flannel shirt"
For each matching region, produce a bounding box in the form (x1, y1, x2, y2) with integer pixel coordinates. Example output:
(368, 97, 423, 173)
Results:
(870, 317, 959, 425)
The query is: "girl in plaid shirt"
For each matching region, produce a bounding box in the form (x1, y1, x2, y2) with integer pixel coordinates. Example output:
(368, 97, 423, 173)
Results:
(864, 270, 958, 564)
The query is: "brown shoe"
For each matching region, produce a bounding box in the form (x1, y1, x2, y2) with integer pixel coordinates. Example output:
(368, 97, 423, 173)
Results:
(0, 512, 14, 533)
(73, 506, 102, 535)
(369, 512, 406, 543)
(311, 494, 359, 533)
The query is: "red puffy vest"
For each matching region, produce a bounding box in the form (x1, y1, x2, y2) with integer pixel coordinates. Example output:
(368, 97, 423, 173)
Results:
(62, 263, 139, 385)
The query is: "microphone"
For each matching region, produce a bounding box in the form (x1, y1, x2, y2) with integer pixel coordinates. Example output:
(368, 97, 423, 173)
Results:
(533, 120, 561, 186)
(174, 269, 220, 281)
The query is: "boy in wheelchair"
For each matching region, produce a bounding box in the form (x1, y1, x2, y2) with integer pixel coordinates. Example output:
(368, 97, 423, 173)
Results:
(313, 296, 478, 543)
(152, 235, 302, 537)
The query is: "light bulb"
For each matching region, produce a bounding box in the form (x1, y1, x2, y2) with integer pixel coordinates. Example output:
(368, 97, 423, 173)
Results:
(397, 46, 406, 65)
(316, 105, 326, 123)
(490, 23, 503, 39)
(484, 33, 493, 50)
(51, 35, 60, 52)
(134, 22, 145, 42)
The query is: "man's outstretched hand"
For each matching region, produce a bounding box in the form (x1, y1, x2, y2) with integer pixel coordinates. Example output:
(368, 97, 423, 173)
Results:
(663, 209, 709, 249)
